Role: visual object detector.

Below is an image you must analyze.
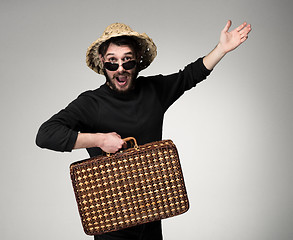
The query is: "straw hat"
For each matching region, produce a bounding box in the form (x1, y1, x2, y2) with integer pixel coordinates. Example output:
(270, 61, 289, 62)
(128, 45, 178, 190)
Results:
(86, 23, 157, 75)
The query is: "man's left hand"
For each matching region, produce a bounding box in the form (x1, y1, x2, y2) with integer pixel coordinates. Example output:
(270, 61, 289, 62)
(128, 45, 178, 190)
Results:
(219, 20, 252, 54)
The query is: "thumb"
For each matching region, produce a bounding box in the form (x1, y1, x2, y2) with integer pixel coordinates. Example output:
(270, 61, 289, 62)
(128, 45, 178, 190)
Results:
(222, 20, 232, 33)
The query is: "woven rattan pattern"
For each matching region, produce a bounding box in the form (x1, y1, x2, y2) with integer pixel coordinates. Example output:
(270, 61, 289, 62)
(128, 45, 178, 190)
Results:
(70, 140, 189, 235)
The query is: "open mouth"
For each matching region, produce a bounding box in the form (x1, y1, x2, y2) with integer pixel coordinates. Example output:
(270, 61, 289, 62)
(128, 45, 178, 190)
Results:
(116, 76, 128, 86)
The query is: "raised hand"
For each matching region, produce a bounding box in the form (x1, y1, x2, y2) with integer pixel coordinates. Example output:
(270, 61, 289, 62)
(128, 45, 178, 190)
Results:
(203, 20, 252, 70)
(219, 20, 252, 53)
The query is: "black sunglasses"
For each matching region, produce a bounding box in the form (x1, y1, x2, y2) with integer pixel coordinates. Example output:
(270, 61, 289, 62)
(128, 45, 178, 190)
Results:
(104, 60, 137, 71)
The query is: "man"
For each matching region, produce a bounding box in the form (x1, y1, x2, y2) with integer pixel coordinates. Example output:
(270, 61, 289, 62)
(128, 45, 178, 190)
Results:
(36, 21, 251, 240)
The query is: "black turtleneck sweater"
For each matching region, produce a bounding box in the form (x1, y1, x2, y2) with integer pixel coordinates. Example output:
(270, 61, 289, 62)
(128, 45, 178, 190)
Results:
(36, 58, 211, 157)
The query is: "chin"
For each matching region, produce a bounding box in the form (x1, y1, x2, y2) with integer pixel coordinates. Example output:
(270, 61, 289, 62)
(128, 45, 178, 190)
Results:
(104, 69, 138, 94)
(114, 82, 135, 93)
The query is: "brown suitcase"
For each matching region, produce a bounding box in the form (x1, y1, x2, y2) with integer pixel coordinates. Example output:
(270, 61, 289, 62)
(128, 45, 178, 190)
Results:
(70, 137, 189, 235)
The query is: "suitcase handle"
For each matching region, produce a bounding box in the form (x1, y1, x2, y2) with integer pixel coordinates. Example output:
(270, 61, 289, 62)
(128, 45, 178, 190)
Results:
(123, 137, 138, 149)
(106, 137, 138, 157)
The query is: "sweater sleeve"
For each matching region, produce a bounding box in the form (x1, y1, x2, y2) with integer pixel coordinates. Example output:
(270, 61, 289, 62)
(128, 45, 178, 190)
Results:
(35, 92, 97, 152)
(152, 57, 212, 112)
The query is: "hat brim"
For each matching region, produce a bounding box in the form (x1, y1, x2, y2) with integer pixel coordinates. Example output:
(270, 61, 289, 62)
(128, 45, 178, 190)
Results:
(86, 28, 157, 75)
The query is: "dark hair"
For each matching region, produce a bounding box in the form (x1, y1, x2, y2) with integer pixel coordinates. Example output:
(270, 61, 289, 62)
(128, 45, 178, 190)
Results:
(98, 36, 141, 58)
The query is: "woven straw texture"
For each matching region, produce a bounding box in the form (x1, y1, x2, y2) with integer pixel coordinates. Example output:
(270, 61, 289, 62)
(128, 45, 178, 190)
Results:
(86, 23, 157, 75)
(70, 139, 189, 235)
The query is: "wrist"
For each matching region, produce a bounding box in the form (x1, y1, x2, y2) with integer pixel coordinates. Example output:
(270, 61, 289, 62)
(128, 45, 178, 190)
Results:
(203, 43, 227, 70)
(94, 133, 105, 148)
(74, 132, 104, 149)
(215, 43, 228, 57)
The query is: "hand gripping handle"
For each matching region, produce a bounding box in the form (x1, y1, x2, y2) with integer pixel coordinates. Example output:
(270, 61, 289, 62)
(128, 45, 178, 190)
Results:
(106, 137, 138, 157)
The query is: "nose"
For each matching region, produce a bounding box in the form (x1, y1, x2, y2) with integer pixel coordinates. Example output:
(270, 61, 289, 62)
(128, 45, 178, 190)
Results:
(117, 60, 125, 73)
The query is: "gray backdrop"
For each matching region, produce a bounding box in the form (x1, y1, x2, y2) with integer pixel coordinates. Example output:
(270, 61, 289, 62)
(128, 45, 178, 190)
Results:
(1, 0, 292, 239)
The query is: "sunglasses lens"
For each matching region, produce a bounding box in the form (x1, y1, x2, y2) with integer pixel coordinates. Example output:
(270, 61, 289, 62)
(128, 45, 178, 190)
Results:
(122, 60, 136, 70)
(104, 62, 119, 71)
(104, 60, 137, 71)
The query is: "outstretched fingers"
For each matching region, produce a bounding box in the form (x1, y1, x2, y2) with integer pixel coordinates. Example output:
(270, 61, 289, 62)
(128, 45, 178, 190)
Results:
(237, 22, 252, 39)
(236, 22, 247, 31)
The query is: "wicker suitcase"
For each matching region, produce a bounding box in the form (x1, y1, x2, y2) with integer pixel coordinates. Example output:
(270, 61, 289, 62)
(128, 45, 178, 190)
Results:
(70, 138, 189, 235)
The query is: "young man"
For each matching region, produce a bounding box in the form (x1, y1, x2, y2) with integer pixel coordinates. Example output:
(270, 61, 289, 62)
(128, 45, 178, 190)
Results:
(36, 21, 251, 240)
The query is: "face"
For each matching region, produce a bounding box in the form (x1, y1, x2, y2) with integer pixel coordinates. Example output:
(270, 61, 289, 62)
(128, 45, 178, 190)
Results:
(101, 43, 138, 93)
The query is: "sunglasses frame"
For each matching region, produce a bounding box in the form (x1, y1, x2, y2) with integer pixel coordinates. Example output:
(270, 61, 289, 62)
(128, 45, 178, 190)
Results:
(104, 60, 137, 71)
